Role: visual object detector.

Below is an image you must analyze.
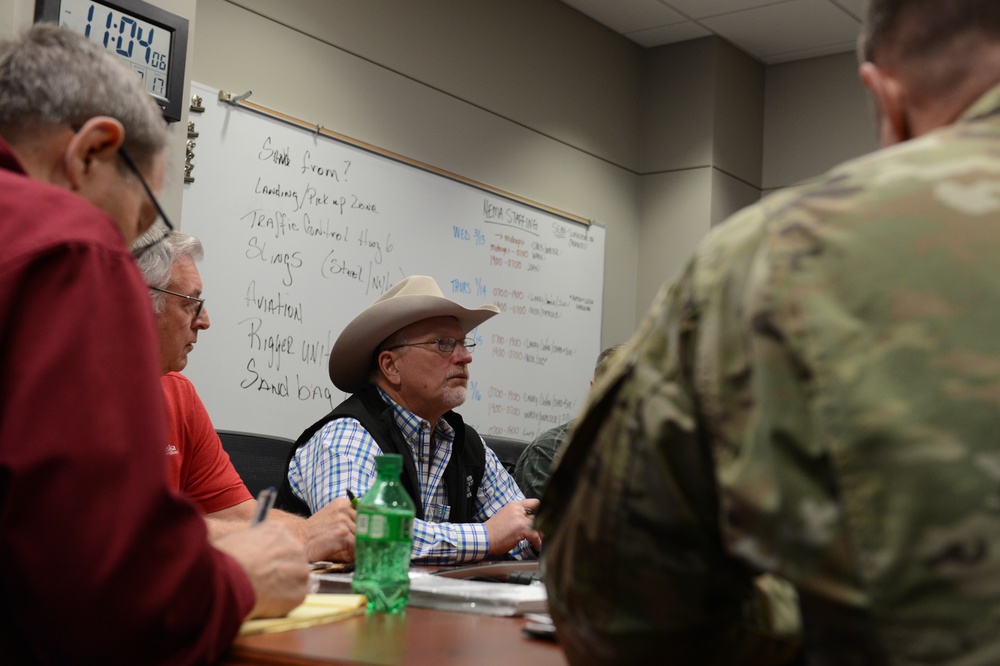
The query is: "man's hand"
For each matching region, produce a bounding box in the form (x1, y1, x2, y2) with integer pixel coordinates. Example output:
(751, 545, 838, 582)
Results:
(485, 498, 543, 555)
(214, 522, 309, 619)
(295, 496, 356, 562)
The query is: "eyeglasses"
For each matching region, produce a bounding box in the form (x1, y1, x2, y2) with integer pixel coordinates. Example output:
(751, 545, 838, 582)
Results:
(150, 286, 205, 320)
(388, 337, 477, 354)
(118, 146, 174, 258)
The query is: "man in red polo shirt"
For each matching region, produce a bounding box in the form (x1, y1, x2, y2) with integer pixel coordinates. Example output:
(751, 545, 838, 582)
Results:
(136, 231, 355, 562)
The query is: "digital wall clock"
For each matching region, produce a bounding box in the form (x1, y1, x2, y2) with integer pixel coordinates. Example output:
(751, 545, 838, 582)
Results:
(35, 0, 189, 123)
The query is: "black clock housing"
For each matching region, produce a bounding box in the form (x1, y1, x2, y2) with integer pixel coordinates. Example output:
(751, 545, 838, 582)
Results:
(35, 0, 189, 123)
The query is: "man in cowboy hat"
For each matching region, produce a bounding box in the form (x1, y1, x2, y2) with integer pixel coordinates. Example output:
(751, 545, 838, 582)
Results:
(278, 275, 541, 563)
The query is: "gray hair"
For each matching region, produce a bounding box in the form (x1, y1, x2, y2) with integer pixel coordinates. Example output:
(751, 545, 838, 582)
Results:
(135, 232, 204, 314)
(368, 328, 411, 385)
(0, 23, 166, 168)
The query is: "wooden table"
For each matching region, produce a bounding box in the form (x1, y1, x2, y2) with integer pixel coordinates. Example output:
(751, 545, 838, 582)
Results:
(223, 605, 566, 665)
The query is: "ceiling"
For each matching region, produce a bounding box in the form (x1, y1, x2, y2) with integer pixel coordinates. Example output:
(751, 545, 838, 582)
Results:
(560, 0, 865, 64)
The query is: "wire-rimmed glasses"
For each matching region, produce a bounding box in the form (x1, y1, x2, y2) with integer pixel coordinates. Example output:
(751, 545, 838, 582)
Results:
(118, 146, 174, 258)
(150, 286, 205, 319)
(388, 337, 477, 354)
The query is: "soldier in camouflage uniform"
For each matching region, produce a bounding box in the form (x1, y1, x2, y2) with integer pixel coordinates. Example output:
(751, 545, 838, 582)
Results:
(538, 1, 1000, 664)
(513, 344, 623, 498)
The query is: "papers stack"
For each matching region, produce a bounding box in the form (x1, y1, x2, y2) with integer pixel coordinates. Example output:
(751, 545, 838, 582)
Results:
(314, 570, 548, 617)
(239, 593, 367, 635)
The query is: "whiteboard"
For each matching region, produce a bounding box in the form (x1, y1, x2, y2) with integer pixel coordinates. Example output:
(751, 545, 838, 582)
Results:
(180, 82, 605, 442)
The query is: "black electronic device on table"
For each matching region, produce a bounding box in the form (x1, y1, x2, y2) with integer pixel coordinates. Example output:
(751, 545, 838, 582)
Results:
(432, 559, 542, 585)
(34, 0, 189, 123)
(521, 613, 558, 642)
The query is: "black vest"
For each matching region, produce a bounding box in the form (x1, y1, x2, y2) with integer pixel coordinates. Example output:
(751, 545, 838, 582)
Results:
(276, 386, 486, 522)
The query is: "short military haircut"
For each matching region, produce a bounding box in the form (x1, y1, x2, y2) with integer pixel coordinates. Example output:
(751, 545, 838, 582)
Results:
(860, 0, 1000, 64)
(859, 0, 1000, 103)
(594, 344, 624, 381)
(0, 23, 166, 168)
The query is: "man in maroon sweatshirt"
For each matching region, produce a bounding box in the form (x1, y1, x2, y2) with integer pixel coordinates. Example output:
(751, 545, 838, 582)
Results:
(0, 24, 309, 664)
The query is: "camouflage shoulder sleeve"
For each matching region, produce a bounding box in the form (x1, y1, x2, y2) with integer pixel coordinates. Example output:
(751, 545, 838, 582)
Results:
(538, 201, 802, 664)
(513, 421, 571, 499)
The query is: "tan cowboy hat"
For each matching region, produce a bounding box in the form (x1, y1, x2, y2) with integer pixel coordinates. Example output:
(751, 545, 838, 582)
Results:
(329, 275, 500, 392)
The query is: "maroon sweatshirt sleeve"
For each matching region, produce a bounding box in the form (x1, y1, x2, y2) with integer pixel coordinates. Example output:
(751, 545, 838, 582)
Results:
(0, 176, 254, 663)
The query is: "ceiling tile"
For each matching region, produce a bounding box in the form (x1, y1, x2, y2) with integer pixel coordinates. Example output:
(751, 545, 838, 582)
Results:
(561, 0, 684, 34)
(664, 0, 795, 21)
(701, 0, 860, 61)
(625, 21, 712, 49)
(764, 39, 858, 64)
(829, 0, 865, 20)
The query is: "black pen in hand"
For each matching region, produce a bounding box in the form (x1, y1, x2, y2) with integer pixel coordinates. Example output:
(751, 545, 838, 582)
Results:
(251, 486, 277, 526)
(346, 489, 358, 509)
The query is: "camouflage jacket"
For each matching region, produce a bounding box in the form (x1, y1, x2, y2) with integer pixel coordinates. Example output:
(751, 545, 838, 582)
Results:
(513, 420, 573, 499)
(539, 83, 1000, 666)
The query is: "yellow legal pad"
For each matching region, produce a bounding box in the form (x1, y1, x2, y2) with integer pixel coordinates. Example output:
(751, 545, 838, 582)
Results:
(239, 594, 367, 635)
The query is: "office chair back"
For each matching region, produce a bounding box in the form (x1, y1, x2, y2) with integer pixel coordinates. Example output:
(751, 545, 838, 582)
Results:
(216, 429, 297, 497)
(482, 435, 528, 475)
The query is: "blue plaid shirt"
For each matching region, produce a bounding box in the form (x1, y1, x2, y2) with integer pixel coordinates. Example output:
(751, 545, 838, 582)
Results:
(287, 388, 534, 564)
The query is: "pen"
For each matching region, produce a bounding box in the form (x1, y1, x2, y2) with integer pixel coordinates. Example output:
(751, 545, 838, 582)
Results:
(251, 486, 277, 526)
(346, 489, 358, 509)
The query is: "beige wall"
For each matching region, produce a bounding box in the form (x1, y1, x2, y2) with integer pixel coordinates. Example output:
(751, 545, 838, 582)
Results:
(226, 0, 643, 172)
(0, 0, 30, 37)
(0, 0, 876, 344)
(638, 168, 712, 313)
(150, 0, 196, 224)
(635, 36, 767, 311)
(763, 50, 877, 193)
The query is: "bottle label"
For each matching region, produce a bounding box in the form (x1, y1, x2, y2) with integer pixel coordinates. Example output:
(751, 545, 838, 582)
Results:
(357, 512, 413, 541)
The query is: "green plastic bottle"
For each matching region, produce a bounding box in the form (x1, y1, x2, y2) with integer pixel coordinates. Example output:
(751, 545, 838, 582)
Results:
(351, 454, 415, 613)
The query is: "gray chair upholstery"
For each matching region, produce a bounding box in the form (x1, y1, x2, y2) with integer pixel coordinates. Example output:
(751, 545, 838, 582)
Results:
(216, 429, 296, 497)
(482, 435, 528, 474)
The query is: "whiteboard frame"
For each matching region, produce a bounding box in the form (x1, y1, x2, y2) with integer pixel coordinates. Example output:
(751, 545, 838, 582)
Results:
(214, 89, 592, 229)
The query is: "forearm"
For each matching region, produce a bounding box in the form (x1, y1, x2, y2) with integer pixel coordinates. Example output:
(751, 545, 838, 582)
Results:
(206, 499, 257, 540)
(269, 508, 316, 555)
(205, 504, 308, 546)
(272, 502, 356, 563)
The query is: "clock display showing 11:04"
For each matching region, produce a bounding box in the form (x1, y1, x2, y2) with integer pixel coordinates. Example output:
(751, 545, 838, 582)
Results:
(59, 0, 171, 100)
